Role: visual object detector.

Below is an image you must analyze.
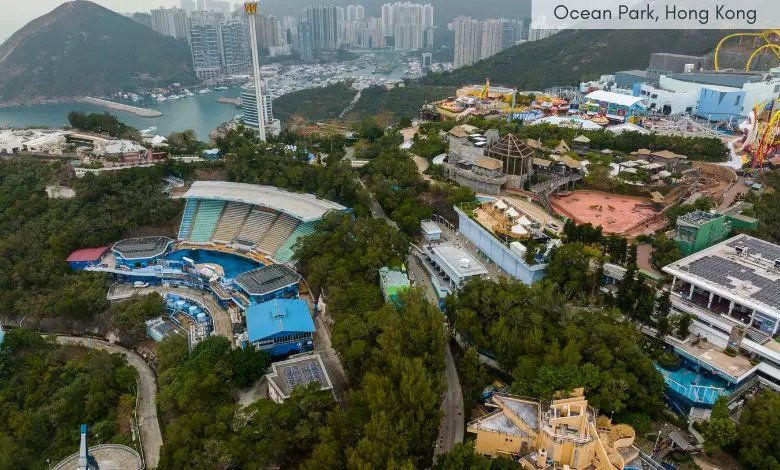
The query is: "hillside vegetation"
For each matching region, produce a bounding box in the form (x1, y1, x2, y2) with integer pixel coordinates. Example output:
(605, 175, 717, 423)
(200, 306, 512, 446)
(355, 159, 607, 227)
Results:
(273, 83, 357, 125)
(0, 329, 136, 467)
(0, 1, 195, 104)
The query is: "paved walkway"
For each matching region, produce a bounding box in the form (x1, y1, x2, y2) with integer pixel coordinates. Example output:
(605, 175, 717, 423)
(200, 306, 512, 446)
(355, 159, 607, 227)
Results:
(110, 284, 234, 340)
(636, 243, 663, 277)
(55, 336, 162, 469)
(434, 342, 464, 458)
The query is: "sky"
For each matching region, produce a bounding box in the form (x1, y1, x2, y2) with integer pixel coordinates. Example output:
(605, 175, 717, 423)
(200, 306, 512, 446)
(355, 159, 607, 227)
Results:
(0, 0, 235, 42)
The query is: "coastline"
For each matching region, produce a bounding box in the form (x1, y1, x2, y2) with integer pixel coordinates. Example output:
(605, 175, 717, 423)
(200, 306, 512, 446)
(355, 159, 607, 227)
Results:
(81, 97, 162, 118)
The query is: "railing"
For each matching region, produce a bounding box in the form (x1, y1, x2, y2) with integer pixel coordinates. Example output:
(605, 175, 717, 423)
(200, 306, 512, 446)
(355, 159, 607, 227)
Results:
(661, 374, 727, 405)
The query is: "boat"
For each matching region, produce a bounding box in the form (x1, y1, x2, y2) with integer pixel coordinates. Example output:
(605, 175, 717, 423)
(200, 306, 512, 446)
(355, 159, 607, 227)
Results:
(156, 96, 168, 102)
(199, 89, 212, 94)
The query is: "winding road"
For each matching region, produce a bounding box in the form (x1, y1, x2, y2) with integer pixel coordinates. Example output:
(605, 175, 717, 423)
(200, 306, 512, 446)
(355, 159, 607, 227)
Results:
(55, 336, 162, 469)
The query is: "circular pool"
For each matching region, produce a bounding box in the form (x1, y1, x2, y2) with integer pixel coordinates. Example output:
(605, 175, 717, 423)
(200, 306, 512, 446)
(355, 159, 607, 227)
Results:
(165, 249, 262, 279)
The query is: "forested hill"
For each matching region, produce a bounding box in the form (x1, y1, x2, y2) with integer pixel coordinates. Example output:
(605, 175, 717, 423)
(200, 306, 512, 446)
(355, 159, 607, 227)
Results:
(424, 29, 729, 90)
(0, 1, 196, 105)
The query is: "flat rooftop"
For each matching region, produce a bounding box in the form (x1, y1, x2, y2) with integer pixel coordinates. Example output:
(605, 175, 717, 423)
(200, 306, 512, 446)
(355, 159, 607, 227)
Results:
(678, 210, 722, 226)
(664, 234, 780, 314)
(266, 354, 333, 398)
(430, 243, 488, 278)
(668, 71, 765, 89)
(674, 339, 755, 381)
(235, 264, 301, 296)
(112, 236, 172, 260)
(379, 267, 410, 289)
(183, 181, 346, 223)
(420, 219, 442, 234)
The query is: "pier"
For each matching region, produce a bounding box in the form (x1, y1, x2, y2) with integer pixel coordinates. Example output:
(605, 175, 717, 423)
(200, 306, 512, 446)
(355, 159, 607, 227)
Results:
(81, 97, 162, 118)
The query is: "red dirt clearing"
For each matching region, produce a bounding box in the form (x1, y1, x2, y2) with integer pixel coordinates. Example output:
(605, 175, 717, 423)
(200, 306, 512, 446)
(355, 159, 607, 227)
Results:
(551, 190, 659, 235)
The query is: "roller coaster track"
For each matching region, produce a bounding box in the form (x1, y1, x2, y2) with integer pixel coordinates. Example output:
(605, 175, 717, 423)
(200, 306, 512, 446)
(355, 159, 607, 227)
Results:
(714, 30, 780, 71)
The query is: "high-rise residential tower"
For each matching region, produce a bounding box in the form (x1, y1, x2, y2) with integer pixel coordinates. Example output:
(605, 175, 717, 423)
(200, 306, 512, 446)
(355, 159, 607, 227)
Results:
(150, 7, 189, 40)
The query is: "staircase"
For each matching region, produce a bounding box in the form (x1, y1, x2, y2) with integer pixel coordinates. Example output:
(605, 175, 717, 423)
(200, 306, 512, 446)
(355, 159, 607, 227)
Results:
(178, 199, 199, 240)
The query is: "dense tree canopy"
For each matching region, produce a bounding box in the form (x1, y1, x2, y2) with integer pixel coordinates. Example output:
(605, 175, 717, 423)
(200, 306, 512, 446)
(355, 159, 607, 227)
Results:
(738, 390, 780, 469)
(68, 111, 138, 139)
(0, 329, 136, 468)
(446, 279, 665, 416)
(748, 170, 780, 244)
(0, 160, 181, 325)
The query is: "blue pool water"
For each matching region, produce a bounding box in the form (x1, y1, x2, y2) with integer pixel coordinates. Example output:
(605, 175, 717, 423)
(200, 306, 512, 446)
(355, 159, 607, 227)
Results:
(165, 249, 262, 279)
(655, 363, 731, 406)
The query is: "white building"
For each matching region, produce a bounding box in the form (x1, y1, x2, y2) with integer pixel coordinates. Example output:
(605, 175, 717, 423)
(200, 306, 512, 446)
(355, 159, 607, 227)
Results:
(0, 131, 24, 154)
(635, 71, 780, 120)
(381, 2, 433, 51)
(663, 234, 780, 389)
(265, 354, 334, 404)
(241, 84, 281, 137)
(150, 7, 189, 40)
(452, 17, 512, 69)
(22, 132, 67, 154)
(95, 140, 146, 156)
(423, 242, 488, 291)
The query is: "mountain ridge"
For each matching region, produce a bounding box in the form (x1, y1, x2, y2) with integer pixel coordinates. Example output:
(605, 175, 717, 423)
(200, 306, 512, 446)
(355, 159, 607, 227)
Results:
(0, 1, 196, 105)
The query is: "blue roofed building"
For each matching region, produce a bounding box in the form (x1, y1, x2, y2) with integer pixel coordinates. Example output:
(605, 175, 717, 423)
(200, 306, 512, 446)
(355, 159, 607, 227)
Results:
(246, 298, 315, 356)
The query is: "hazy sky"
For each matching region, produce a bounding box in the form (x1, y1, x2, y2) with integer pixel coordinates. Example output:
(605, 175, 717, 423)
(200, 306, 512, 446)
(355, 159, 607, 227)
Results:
(0, 0, 238, 42)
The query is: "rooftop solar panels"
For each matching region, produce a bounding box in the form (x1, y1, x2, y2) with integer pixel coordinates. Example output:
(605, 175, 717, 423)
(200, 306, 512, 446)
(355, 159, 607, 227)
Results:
(113, 236, 172, 259)
(284, 361, 324, 389)
(727, 237, 780, 263)
(234, 264, 301, 296)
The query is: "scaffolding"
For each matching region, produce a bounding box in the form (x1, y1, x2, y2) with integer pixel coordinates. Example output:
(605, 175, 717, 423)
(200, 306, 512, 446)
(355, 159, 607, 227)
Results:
(485, 133, 536, 181)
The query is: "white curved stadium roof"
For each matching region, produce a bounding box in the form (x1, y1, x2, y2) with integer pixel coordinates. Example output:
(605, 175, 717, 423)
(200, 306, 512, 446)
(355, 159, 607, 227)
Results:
(183, 181, 346, 223)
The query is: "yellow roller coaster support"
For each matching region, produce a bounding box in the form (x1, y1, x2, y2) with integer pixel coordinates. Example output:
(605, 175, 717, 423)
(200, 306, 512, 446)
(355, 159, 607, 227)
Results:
(714, 30, 780, 71)
(755, 109, 780, 168)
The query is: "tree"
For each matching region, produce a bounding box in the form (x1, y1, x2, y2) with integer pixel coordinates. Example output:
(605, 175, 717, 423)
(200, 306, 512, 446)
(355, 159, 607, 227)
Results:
(166, 130, 204, 155)
(398, 115, 413, 128)
(652, 233, 682, 269)
(0, 329, 135, 468)
(459, 347, 487, 411)
(155, 334, 189, 374)
(738, 390, 780, 469)
(111, 293, 164, 348)
(675, 313, 693, 339)
(702, 415, 738, 453)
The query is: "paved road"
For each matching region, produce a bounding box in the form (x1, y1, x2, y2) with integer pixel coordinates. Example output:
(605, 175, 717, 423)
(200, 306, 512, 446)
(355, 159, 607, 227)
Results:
(116, 284, 234, 340)
(55, 336, 162, 469)
(434, 342, 464, 458)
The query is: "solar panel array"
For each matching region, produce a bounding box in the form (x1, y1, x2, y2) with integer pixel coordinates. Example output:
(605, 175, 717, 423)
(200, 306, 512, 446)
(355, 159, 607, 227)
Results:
(727, 237, 780, 262)
(686, 256, 780, 310)
(284, 361, 323, 389)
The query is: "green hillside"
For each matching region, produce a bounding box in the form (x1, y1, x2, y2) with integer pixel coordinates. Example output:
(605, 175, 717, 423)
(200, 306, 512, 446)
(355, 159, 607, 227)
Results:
(0, 1, 196, 105)
(425, 29, 729, 89)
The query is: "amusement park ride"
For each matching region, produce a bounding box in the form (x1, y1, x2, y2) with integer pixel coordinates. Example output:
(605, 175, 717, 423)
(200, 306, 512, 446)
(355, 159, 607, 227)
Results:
(716, 30, 780, 169)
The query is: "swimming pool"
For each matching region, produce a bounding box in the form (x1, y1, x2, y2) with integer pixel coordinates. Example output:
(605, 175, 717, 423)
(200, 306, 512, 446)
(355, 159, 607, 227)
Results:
(655, 364, 731, 405)
(165, 249, 262, 279)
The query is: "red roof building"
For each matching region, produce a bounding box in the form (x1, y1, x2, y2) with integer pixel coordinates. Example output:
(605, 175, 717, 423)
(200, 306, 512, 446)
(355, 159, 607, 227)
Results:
(66, 246, 109, 269)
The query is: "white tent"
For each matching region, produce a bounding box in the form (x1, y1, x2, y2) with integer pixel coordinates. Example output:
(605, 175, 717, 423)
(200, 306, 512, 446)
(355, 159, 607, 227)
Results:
(505, 207, 520, 218)
(511, 224, 529, 236)
(494, 200, 508, 210)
